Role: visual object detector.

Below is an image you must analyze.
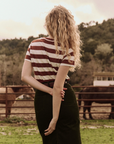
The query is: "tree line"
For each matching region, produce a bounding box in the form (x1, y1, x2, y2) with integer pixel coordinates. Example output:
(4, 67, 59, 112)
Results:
(0, 18, 114, 86)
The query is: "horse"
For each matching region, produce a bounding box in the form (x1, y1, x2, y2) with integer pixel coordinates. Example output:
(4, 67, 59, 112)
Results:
(11, 86, 35, 99)
(0, 85, 35, 117)
(78, 87, 114, 119)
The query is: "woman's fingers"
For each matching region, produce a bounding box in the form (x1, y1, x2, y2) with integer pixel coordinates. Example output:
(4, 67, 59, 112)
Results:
(60, 91, 64, 101)
(45, 127, 54, 136)
(61, 90, 65, 94)
(60, 91, 64, 97)
(63, 88, 67, 90)
(45, 128, 51, 135)
(44, 119, 56, 136)
(60, 87, 67, 101)
(45, 127, 50, 132)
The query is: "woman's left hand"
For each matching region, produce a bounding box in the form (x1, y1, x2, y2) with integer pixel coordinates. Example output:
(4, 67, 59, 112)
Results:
(60, 88, 67, 101)
(49, 87, 67, 101)
(44, 118, 57, 136)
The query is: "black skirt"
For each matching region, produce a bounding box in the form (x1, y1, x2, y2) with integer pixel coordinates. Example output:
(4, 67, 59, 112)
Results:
(34, 83, 82, 144)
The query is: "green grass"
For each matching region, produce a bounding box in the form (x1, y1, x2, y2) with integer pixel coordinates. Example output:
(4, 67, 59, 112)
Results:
(0, 125, 42, 144)
(81, 119, 114, 126)
(0, 119, 114, 144)
(0, 116, 36, 125)
(81, 128, 114, 144)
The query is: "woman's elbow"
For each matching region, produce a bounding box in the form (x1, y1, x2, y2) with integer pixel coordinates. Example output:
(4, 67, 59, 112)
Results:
(21, 74, 26, 81)
(21, 75, 24, 81)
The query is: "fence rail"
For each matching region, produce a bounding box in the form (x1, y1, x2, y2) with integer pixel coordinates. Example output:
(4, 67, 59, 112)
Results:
(0, 85, 114, 119)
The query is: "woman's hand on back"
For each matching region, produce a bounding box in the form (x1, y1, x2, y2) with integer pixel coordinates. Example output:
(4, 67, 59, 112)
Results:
(49, 87, 67, 101)
(60, 88, 67, 101)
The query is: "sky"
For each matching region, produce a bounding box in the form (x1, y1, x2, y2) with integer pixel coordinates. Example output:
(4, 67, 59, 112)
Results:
(0, 0, 114, 40)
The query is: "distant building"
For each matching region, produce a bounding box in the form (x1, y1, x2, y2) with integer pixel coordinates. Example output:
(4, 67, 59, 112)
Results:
(93, 72, 114, 86)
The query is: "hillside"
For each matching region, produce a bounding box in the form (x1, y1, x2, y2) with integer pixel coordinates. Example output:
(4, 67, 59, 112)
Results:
(0, 19, 114, 86)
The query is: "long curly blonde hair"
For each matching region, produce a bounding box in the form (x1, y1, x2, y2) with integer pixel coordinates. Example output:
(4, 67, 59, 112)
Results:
(45, 5, 81, 71)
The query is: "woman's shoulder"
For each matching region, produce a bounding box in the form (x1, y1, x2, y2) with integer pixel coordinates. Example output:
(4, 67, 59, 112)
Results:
(31, 37, 55, 47)
(31, 37, 45, 43)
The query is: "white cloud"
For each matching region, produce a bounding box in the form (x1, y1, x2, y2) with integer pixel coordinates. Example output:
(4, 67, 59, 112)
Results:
(75, 3, 106, 24)
(0, 19, 47, 40)
(76, 4, 92, 14)
(0, 0, 53, 25)
(0, 0, 51, 39)
(0, 0, 114, 39)
(43, 1, 107, 24)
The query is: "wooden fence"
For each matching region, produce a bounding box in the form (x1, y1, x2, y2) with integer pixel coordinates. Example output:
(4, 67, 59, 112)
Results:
(0, 85, 34, 118)
(0, 85, 114, 119)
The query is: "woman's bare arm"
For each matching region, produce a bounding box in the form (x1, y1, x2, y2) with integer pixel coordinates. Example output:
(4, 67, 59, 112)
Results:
(21, 60, 53, 95)
(45, 65, 70, 135)
(53, 66, 70, 120)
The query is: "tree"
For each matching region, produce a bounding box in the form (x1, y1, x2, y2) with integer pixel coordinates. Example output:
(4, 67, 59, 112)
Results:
(81, 52, 93, 63)
(94, 43, 113, 63)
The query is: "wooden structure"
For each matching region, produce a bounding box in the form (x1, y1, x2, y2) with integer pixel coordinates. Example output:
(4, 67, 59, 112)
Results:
(0, 85, 114, 119)
(93, 72, 114, 86)
(0, 85, 34, 118)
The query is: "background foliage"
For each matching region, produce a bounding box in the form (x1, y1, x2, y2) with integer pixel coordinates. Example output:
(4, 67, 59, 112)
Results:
(0, 18, 114, 86)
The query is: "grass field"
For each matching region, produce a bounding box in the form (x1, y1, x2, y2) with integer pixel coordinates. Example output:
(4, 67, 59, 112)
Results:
(0, 117, 114, 144)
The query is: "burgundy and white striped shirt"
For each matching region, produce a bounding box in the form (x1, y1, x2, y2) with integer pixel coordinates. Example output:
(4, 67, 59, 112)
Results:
(25, 37, 75, 83)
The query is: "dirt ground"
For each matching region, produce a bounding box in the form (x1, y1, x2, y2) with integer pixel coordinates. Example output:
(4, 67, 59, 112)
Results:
(0, 100, 36, 121)
(0, 100, 112, 120)
(79, 102, 111, 120)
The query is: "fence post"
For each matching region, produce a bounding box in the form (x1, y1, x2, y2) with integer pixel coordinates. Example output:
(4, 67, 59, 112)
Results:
(5, 86, 8, 118)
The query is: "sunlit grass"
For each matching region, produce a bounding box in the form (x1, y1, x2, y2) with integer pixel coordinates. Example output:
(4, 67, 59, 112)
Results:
(0, 125, 42, 144)
(0, 118, 114, 144)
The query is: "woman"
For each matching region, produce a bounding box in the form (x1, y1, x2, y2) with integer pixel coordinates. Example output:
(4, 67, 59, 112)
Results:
(21, 5, 82, 144)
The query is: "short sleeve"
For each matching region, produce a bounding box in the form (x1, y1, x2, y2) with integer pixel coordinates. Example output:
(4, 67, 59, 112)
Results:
(61, 48, 75, 67)
(25, 44, 31, 62)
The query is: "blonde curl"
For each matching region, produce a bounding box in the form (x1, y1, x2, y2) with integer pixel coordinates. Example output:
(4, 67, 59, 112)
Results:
(45, 5, 82, 72)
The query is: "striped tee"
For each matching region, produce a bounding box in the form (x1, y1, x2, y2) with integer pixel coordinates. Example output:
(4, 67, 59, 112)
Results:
(25, 37, 75, 83)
